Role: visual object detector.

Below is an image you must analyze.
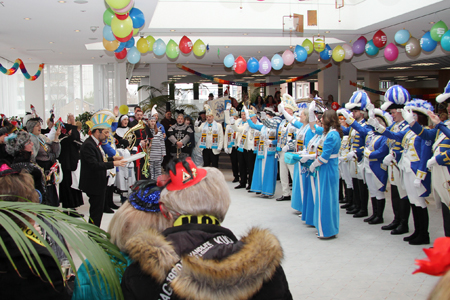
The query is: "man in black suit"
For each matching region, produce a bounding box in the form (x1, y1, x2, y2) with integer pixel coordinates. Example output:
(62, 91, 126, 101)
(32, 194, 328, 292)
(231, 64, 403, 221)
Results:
(79, 125, 126, 227)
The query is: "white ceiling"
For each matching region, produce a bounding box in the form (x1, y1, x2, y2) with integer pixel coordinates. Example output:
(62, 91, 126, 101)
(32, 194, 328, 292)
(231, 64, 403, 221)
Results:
(0, 0, 449, 82)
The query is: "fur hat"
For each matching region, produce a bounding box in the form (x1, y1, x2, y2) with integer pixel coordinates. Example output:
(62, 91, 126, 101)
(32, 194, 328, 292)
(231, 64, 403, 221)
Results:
(345, 91, 371, 111)
(5, 131, 31, 156)
(436, 80, 450, 103)
(380, 85, 411, 110)
(281, 93, 299, 112)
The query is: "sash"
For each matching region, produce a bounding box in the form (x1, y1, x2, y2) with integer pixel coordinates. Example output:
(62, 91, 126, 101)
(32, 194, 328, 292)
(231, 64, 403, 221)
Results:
(199, 121, 219, 149)
(226, 126, 235, 148)
(433, 132, 448, 152)
(267, 128, 277, 155)
(238, 126, 249, 152)
(253, 131, 260, 154)
(295, 124, 309, 152)
(276, 120, 290, 151)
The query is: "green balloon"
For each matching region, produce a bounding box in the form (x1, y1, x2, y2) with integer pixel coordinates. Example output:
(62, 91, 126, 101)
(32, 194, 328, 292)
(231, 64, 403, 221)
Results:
(430, 20, 448, 42)
(146, 35, 155, 52)
(302, 39, 313, 55)
(103, 8, 115, 26)
(166, 39, 180, 59)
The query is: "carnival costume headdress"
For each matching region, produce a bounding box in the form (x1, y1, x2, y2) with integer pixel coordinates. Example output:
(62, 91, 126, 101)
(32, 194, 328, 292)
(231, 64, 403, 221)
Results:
(86, 111, 114, 130)
(129, 180, 162, 212)
(162, 157, 207, 191)
(281, 93, 299, 112)
(345, 91, 371, 111)
(436, 80, 450, 104)
(372, 108, 394, 127)
(229, 107, 238, 117)
(405, 99, 434, 117)
(204, 104, 214, 116)
(380, 85, 411, 110)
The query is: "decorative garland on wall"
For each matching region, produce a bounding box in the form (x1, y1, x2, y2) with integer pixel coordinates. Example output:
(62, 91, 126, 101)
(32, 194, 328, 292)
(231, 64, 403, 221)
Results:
(176, 63, 332, 87)
(0, 59, 44, 81)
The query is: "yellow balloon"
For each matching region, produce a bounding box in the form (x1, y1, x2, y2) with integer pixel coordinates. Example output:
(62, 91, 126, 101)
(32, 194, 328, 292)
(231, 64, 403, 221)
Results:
(137, 37, 149, 53)
(332, 45, 345, 62)
(103, 38, 119, 51)
(119, 105, 129, 115)
(314, 38, 325, 52)
(146, 35, 155, 52)
(133, 28, 139, 36)
(193, 39, 206, 56)
(302, 39, 313, 55)
(111, 16, 133, 38)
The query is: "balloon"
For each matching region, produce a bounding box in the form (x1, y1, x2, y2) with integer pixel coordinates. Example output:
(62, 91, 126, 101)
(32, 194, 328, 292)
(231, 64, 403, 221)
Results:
(342, 44, 353, 60)
(127, 46, 141, 64)
(314, 38, 325, 52)
(247, 57, 259, 73)
(373, 30, 387, 48)
(319, 44, 332, 60)
(111, 0, 134, 14)
(302, 39, 313, 55)
(405, 37, 421, 56)
(125, 37, 135, 48)
(420, 31, 437, 52)
(103, 38, 120, 51)
(193, 39, 206, 56)
(282, 50, 294, 66)
(103, 25, 115, 41)
(146, 35, 155, 52)
(166, 39, 180, 59)
(430, 20, 448, 42)
(365, 39, 379, 56)
(271, 54, 283, 70)
(179, 36, 193, 54)
(136, 37, 149, 53)
(103, 8, 115, 26)
(233, 56, 247, 74)
(114, 30, 133, 43)
(223, 54, 234, 68)
(153, 38, 166, 56)
(441, 30, 450, 52)
(294, 45, 307, 62)
(105, 0, 130, 10)
(115, 13, 128, 21)
(357, 36, 367, 44)
(114, 42, 126, 53)
(119, 105, 129, 115)
(259, 56, 271, 75)
(352, 39, 366, 55)
(111, 15, 133, 38)
(115, 48, 127, 60)
(132, 28, 139, 36)
(129, 8, 145, 29)
(384, 43, 399, 61)
(394, 29, 410, 45)
(332, 45, 345, 62)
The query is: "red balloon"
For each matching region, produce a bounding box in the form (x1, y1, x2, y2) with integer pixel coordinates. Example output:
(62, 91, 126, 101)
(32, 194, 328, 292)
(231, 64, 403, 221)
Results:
(373, 30, 387, 48)
(115, 48, 127, 59)
(331, 102, 340, 111)
(179, 35, 193, 54)
(233, 56, 247, 74)
(115, 13, 129, 20)
(357, 36, 367, 44)
(114, 30, 133, 42)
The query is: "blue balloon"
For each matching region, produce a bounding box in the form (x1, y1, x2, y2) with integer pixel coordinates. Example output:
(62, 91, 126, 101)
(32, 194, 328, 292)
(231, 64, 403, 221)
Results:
(441, 30, 450, 52)
(394, 29, 410, 45)
(125, 37, 135, 48)
(420, 31, 438, 52)
(127, 46, 141, 64)
(271, 54, 284, 70)
(103, 25, 115, 42)
(365, 40, 379, 56)
(294, 45, 307, 62)
(223, 54, 234, 68)
(129, 8, 145, 29)
(319, 44, 332, 60)
(153, 39, 166, 56)
(247, 57, 259, 73)
(114, 42, 126, 53)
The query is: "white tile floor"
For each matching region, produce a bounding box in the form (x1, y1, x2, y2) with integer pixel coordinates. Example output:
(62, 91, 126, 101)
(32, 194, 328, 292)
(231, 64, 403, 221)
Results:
(74, 169, 442, 299)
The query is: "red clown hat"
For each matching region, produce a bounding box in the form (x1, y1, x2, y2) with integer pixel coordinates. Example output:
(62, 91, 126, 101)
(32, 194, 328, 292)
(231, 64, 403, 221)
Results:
(166, 157, 207, 191)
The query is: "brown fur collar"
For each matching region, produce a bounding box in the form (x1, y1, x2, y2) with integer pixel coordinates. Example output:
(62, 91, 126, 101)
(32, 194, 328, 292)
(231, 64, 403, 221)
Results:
(125, 227, 284, 300)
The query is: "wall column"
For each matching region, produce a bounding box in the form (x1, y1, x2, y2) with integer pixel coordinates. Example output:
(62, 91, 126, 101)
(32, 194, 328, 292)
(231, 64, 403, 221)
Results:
(115, 62, 127, 107)
(318, 61, 338, 102)
(149, 63, 168, 96)
(364, 72, 380, 104)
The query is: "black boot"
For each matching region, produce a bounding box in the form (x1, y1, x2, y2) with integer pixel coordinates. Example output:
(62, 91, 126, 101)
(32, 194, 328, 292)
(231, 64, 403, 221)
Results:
(404, 204, 419, 242)
(339, 179, 345, 203)
(391, 197, 410, 235)
(441, 201, 450, 237)
(341, 187, 353, 209)
(368, 199, 385, 224)
(364, 197, 377, 222)
(347, 179, 361, 214)
(409, 206, 430, 245)
(382, 185, 401, 230)
(354, 193, 369, 218)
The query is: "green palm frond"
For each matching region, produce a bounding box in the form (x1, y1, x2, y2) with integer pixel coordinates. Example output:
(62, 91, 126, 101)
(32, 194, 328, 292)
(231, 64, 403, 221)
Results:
(0, 200, 125, 299)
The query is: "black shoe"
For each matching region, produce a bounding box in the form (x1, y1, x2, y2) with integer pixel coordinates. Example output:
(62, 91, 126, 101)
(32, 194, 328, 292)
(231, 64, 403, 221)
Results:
(340, 202, 352, 209)
(248, 190, 254, 193)
(104, 208, 114, 214)
(353, 210, 368, 218)
(368, 217, 383, 224)
(346, 204, 357, 211)
(256, 192, 261, 195)
(391, 223, 409, 235)
(339, 198, 346, 204)
(346, 208, 359, 214)
(409, 233, 430, 245)
(246, 185, 250, 190)
(382, 221, 400, 231)
(232, 178, 239, 183)
(364, 214, 376, 222)
(276, 195, 291, 201)
(234, 184, 246, 189)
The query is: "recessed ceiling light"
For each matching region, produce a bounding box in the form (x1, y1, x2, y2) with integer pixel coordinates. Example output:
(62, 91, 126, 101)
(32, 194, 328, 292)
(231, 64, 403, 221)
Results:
(24, 17, 31, 20)
(74, 0, 88, 3)
(213, 75, 226, 77)
(257, 51, 261, 53)
(414, 76, 428, 78)
(10, 47, 15, 50)
(59, 52, 63, 54)
(28, 58, 32, 60)
(405, 80, 417, 82)
(225, 46, 229, 48)
(91, 57, 95, 59)
(243, 33, 248, 36)
(423, 78, 436, 80)
(49, 41, 54, 44)
(170, 29, 176, 32)
(430, 21, 435, 24)
(394, 75, 408, 78)
(186, 61, 189, 63)
(411, 62, 439, 66)
(387, 67, 412, 70)
(74, 29, 81, 32)
(442, 67, 450, 70)
(89, 38, 98, 40)
(325, 31, 330, 33)
(58, 0, 66, 3)
(80, 10, 86, 12)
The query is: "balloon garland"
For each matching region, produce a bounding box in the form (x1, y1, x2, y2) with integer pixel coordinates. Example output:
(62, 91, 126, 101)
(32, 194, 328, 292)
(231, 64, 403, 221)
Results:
(0, 59, 44, 81)
(177, 63, 332, 87)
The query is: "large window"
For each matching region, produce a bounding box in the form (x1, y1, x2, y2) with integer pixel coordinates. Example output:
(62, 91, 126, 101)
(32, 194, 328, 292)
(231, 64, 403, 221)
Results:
(0, 57, 24, 117)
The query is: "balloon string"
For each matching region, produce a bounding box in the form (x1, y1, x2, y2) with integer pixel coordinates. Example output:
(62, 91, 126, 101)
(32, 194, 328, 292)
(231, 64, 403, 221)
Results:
(0, 59, 44, 81)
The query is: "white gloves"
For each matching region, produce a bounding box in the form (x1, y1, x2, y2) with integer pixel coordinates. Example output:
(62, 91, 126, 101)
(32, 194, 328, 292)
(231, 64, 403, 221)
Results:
(243, 105, 249, 117)
(194, 119, 200, 127)
(229, 118, 235, 125)
(427, 157, 437, 169)
(413, 178, 421, 188)
(309, 159, 321, 172)
(226, 103, 232, 110)
(260, 111, 267, 120)
(300, 154, 315, 163)
(224, 147, 230, 154)
(309, 101, 316, 123)
(346, 151, 356, 161)
(367, 117, 379, 128)
(279, 103, 294, 123)
(382, 153, 395, 166)
(278, 101, 285, 113)
(366, 103, 375, 119)
(401, 108, 415, 124)
(339, 110, 354, 125)
(364, 148, 371, 158)
(339, 156, 345, 162)
(282, 145, 290, 152)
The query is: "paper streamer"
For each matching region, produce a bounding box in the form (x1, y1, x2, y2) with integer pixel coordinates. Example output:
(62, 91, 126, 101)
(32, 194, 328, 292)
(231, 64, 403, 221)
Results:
(177, 63, 332, 87)
(0, 59, 45, 81)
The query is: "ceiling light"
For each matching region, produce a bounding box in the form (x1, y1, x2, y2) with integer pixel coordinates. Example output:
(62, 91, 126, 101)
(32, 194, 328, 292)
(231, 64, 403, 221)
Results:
(411, 63, 439, 66)
(430, 21, 435, 24)
(423, 78, 436, 80)
(414, 76, 428, 78)
(28, 58, 32, 60)
(225, 46, 229, 48)
(74, 0, 88, 3)
(49, 42, 54, 44)
(58, 0, 66, 3)
(243, 33, 248, 36)
(394, 75, 408, 78)
(91, 57, 95, 59)
(10, 47, 15, 50)
(89, 38, 98, 40)
(213, 75, 226, 77)
(405, 80, 417, 82)
(74, 29, 81, 32)
(387, 67, 412, 70)
(170, 29, 176, 32)
(24, 17, 31, 20)
(442, 67, 450, 70)
(325, 31, 330, 33)
(257, 51, 261, 53)
(59, 52, 63, 54)
(186, 61, 190, 63)
(242, 77, 253, 79)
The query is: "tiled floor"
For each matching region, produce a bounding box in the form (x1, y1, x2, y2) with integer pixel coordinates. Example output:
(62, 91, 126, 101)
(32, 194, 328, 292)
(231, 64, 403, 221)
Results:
(74, 169, 442, 299)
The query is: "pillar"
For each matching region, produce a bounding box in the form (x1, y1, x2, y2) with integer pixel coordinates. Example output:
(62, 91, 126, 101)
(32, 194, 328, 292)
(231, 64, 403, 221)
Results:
(318, 61, 338, 102)
(339, 61, 357, 105)
(149, 64, 168, 96)
(115, 62, 127, 107)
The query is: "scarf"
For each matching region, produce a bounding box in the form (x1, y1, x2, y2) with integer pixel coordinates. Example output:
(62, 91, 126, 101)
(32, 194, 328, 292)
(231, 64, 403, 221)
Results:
(199, 121, 219, 149)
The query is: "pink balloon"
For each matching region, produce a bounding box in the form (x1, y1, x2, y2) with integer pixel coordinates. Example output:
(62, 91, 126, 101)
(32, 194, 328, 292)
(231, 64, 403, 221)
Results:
(384, 42, 399, 61)
(342, 44, 353, 60)
(259, 56, 271, 74)
(112, 0, 134, 14)
(282, 50, 294, 66)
